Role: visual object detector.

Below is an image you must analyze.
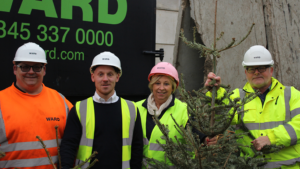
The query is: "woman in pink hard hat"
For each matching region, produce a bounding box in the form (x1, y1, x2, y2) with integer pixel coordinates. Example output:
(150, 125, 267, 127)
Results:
(136, 62, 214, 168)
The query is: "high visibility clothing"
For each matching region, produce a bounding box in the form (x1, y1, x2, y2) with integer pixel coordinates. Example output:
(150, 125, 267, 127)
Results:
(75, 97, 137, 169)
(210, 78, 300, 169)
(136, 98, 189, 168)
(0, 84, 72, 169)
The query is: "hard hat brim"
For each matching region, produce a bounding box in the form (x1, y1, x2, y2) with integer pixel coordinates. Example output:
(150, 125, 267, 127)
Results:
(13, 59, 47, 64)
(242, 60, 274, 67)
(148, 73, 179, 87)
(90, 64, 122, 77)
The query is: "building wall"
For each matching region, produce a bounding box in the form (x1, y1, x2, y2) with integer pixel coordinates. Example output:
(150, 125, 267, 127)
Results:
(189, 0, 266, 90)
(155, 0, 182, 65)
(157, 0, 300, 91)
(263, 0, 300, 89)
(176, 0, 206, 92)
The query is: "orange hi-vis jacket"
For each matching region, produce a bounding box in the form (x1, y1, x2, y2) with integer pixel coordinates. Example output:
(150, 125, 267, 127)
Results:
(0, 84, 73, 169)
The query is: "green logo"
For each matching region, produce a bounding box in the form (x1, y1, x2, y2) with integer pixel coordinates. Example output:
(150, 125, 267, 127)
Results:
(0, 0, 127, 25)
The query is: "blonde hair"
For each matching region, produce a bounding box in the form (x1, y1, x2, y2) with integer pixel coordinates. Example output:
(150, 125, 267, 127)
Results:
(148, 75, 177, 93)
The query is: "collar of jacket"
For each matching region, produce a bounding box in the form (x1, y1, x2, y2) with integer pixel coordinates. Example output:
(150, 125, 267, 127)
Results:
(142, 94, 175, 111)
(14, 81, 26, 93)
(242, 77, 284, 97)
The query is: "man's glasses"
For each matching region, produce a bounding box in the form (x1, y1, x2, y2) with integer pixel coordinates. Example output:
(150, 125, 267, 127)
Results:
(16, 65, 44, 72)
(246, 66, 270, 74)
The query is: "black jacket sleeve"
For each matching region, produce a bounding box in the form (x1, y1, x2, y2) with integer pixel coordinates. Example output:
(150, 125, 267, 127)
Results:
(60, 107, 82, 168)
(186, 113, 207, 143)
(130, 109, 144, 169)
(191, 126, 207, 143)
(186, 118, 207, 143)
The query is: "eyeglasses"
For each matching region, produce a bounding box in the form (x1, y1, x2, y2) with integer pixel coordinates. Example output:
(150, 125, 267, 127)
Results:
(246, 66, 270, 74)
(16, 65, 44, 72)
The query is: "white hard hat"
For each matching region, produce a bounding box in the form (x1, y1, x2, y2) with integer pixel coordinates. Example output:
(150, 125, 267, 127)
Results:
(90, 51, 122, 76)
(13, 42, 47, 64)
(242, 45, 274, 67)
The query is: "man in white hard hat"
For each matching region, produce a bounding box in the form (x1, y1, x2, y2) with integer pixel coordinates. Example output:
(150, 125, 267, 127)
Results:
(205, 45, 300, 168)
(0, 42, 73, 168)
(60, 51, 143, 169)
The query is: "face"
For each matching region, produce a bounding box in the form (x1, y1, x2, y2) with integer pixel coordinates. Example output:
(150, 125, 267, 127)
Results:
(245, 66, 273, 89)
(14, 62, 46, 91)
(152, 76, 173, 103)
(91, 65, 120, 98)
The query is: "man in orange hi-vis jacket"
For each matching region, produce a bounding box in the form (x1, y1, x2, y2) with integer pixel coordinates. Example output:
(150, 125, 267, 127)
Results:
(0, 42, 73, 169)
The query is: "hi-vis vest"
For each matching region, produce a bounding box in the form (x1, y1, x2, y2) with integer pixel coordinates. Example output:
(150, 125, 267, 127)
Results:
(136, 98, 189, 168)
(0, 84, 70, 169)
(228, 78, 300, 169)
(75, 97, 137, 169)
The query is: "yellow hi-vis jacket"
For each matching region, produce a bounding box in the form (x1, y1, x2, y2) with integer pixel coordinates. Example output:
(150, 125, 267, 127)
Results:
(209, 77, 300, 169)
(75, 97, 137, 169)
(136, 98, 189, 168)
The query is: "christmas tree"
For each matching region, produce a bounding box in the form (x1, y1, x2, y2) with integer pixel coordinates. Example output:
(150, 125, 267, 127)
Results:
(144, 1, 283, 168)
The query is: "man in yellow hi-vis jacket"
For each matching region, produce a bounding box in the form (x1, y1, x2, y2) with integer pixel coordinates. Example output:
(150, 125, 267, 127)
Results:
(205, 45, 300, 168)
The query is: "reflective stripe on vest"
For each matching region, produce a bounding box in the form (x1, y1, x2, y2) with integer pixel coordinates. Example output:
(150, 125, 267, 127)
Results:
(0, 156, 58, 168)
(149, 143, 164, 151)
(0, 108, 7, 146)
(263, 157, 300, 168)
(0, 93, 68, 168)
(58, 92, 70, 119)
(237, 87, 298, 167)
(75, 97, 136, 169)
(143, 138, 149, 146)
(0, 139, 61, 152)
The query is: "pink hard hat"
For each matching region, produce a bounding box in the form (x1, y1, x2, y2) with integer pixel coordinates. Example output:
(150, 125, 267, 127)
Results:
(148, 62, 179, 87)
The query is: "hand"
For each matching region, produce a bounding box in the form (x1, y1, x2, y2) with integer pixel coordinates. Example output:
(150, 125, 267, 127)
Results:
(204, 72, 221, 90)
(251, 136, 271, 151)
(205, 136, 218, 145)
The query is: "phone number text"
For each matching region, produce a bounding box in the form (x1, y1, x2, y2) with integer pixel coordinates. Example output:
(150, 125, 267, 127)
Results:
(0, 20, 113, 46)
